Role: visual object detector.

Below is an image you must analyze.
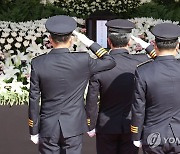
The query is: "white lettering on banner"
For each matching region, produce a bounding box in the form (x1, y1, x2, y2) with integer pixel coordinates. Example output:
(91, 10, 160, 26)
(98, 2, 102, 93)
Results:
(96, 20, 107, 48)
(164, 137, 180, 145)
(147, 132, 180, 148)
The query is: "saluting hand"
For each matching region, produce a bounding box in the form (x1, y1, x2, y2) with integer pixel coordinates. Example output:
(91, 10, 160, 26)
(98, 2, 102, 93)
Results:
(72, 30, 94, 47)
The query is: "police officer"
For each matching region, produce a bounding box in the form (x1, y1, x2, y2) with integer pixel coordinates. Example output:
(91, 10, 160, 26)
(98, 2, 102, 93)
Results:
(85, 19, 151, 154)
(131, 23, 180, 153)
(28, 15, 116, 154)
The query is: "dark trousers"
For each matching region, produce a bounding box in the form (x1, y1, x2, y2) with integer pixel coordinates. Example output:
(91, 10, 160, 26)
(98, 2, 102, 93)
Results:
(39, 123, 83, 154)
(96, 133, 138, 154)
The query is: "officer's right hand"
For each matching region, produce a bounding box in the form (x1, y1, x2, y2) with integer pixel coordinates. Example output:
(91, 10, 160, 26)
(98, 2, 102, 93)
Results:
(73, 30, 94, 47)
(87, 129, 96, 137)
(30, 134, 39, 144)
(131, 35, 156, 59)
(133, 140, 142, 148)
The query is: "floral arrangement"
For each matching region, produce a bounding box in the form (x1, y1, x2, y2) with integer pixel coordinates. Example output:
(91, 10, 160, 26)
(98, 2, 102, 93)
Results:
(0, 17, 179, 105)
(54, 0, 141, 18)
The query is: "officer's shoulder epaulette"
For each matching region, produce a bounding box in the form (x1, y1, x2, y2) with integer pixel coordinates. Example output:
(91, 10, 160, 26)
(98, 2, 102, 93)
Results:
(137, 59, 153, 67)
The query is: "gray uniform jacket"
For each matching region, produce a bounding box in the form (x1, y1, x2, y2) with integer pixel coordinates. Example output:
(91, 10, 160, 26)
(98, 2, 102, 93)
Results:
(28, 47, 115, 138)
(131, 56, 180, 145)
(86, 49, 149, 133)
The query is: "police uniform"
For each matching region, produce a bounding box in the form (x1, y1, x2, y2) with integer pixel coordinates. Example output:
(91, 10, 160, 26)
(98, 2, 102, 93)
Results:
(28, 15, 116, 154)
(86, 19, 150, 154)
(131, 23, 180, 153)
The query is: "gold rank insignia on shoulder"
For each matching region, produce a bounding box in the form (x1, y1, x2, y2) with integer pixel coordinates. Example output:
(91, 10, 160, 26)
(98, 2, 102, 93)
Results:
(131, 125, 138, 133)
(137, 59, 153, 67)
(95, 48, 107, 58)
(87, 119, 91, 126)
(29, 119, 33, 127)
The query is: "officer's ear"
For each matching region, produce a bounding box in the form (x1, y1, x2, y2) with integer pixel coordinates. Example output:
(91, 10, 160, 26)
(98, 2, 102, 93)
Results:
(49, 35, 53, 43)
(49, 35, 56, 48)
(175, 43, 179, 54)
(107, 38, 112, 48)
(176, 42, 179, 50)
(154, 42, 158, 51)
(127, 38, 132, 47)
(69, 35, 73, 46)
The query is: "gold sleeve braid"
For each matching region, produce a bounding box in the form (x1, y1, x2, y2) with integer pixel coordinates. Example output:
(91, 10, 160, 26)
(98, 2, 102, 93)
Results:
(149, 49, 156, 59)
(29, 119, 33, 127)
(131, 125, 138, 133)
(87, 119, 91, 126)
(95, 48, 108, 58)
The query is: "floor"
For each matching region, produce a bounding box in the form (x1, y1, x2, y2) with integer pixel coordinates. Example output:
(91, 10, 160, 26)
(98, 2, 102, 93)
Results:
(0, 106, 143, 154)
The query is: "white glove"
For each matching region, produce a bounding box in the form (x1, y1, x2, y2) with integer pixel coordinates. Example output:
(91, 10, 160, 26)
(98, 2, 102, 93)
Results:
(131, 35, 150, 49)
(30, 134, 39, 144)
(133, 140, 142, 148)
(72, 30, 94, 47)
(87, 129, 96, 137)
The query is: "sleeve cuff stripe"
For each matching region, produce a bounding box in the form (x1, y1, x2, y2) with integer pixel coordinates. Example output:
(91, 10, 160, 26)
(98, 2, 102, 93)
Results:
(131, 125, 138, 133)
(29, 123, 33, 127)
(96, 48, 107, 57)
(131, 130, 138, 133)
(131, 125, 138, 128)
(29, 119, 33, 122)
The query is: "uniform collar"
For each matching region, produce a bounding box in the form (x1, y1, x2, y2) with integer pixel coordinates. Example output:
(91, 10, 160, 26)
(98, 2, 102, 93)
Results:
(155, 55, 176, 61)
(49, 48, 70, 54)
(109, 48, 129, 55)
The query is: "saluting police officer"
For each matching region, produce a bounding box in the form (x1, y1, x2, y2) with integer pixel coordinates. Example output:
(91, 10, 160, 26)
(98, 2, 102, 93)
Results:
(28, 15, 116, 154)
(85, 19, 151, 154)
(131, 23, 180, 153)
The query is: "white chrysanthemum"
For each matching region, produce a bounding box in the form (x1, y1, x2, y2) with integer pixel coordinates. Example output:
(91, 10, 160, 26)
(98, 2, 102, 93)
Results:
(20, 27, 28, 32)
(11, 32, 17, 37)
(15, 42, 21, 48)
(7, 38, 14, 44)
(19, 31, 26, 37)
(28, 30, 35, 35)
(1, 32, 9, 38)
(23, 40, 30, 47)
(16, 36, 23, 42)
(25, 35, 32, 40)
(4, 44, 12, 50)
(3, 28, 11, 33)
(0, 38, 5, 44)
(35, 33, 42, 37)
(30, 36, 37, 41)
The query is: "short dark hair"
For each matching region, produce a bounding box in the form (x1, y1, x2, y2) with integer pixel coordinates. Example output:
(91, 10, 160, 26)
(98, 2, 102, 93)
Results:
(50, 33, 72, 43)
(155, 38, 178, 51)
(108, 32, 130, 48)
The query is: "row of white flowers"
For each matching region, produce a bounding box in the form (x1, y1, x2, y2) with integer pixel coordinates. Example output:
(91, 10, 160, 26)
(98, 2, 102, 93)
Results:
(0, 17, 179, 105)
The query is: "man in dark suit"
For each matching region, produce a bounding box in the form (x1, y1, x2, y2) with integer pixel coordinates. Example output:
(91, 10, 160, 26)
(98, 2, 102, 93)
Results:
(131, 23, 180, 153)
(85, 19, 151, 154)
(28, 15, 116, 154)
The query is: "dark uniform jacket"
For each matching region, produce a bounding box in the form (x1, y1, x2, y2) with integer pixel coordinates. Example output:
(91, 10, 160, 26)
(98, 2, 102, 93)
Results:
(86, 48, 149, 133)
(131, 56, 180, 145)
(28, 47, 115, 138)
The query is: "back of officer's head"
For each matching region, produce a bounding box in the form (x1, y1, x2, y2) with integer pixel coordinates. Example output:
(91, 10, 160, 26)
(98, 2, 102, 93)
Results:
(151, 23, 180, 51)
(45, 15, 77, 44)
(105, 19, 135, 48)
(50, 33, 71, 44)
